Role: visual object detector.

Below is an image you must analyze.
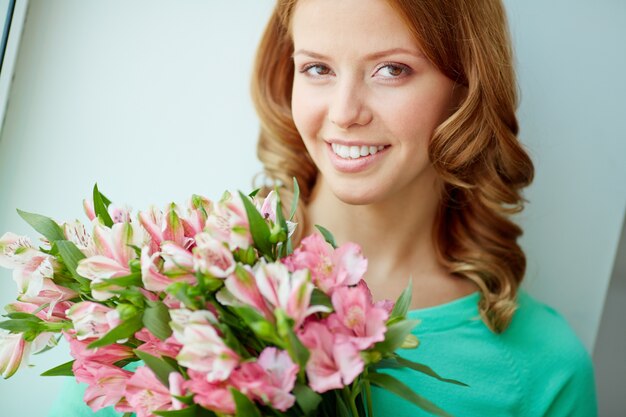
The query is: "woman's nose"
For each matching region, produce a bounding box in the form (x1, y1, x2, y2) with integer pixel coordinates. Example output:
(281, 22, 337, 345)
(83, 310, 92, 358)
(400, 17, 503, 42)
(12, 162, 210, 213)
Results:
(328, 79, 373, 130)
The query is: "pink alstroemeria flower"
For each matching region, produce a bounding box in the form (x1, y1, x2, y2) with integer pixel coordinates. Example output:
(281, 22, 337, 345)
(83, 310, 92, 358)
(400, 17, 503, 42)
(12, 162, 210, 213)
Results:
(328, 281, 389, 350)
(17, 277, 77, 319)
(299, 321, 364, 393)
(283, 234, 367, 295)
(77, 221, 145, 300)
(160, 241, 195, 276)
(63, 220, 96, 257)
(66, 301, 121, 341)
(135, 328, 182, 359)
(259, 191, 296, 237)
(192, 233, 235, 278)
(0, 232, 57, 298)
(139, 204, 192, 252)
(0, 330, 55, 378)
(170, 309, 239, 382)
(140, 246, 196, 293)
(0, 331, 28, 379)
(257, 347, 299, 410)
(83, 199, 96, 221)
(108, 204, 132, 224)
(66, 336, 134, 365)
(186, 369, 236, 414)
(125, 366, 182, 417)
(181, 195, 213, 238)
(229, 352, 298, 410)
(73, 360, 133, 412)
(224, 265, 273, 321)
(6, 300, 72, 323)
(205, 191, 252, 251)
(255, 261, 330, 327)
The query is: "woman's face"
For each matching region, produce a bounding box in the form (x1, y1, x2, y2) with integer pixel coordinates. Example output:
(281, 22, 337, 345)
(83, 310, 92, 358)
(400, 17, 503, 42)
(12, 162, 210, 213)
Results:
(291, 0, 462, 205)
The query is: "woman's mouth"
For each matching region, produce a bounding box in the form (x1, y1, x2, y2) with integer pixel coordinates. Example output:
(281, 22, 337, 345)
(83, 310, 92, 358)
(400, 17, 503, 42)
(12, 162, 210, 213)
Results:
(326, 142, 390, 173)
(330, 143, 387, 159)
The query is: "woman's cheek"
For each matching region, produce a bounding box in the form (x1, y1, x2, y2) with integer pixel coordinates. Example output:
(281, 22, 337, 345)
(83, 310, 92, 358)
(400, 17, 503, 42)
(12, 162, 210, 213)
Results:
(292, 84, 324, 140)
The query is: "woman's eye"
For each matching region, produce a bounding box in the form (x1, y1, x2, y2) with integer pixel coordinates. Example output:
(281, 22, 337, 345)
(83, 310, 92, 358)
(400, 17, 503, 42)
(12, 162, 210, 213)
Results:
(301, 64, 332, 77)
(376, 63, 411, 79)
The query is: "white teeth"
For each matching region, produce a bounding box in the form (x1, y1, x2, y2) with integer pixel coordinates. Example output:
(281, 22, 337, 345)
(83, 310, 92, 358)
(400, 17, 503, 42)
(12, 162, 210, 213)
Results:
(331, 143, 386, 159)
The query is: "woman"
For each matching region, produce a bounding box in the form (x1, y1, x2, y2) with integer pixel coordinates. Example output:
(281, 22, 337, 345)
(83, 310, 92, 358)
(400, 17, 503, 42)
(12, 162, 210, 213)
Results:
(49, 0, 597, 416)
(250, 0, 597, 416)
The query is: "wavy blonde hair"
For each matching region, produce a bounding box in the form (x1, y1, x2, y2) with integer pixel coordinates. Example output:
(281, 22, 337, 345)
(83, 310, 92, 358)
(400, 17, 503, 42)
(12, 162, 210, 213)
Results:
(250, 0, 534, 333)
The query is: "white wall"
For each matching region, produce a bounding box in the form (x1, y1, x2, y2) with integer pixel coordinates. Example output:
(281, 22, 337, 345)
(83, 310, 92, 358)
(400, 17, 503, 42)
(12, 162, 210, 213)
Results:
(0, 1, 624, 416)
(504, 0, 626, 352)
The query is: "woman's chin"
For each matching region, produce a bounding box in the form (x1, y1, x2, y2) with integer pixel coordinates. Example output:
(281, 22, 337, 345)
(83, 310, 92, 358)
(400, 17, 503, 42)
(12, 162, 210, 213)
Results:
(328, 183, 384, 206)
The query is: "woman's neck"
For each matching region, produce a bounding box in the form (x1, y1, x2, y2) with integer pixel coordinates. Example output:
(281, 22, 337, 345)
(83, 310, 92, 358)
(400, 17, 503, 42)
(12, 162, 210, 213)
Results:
(304, 175, 477, 308)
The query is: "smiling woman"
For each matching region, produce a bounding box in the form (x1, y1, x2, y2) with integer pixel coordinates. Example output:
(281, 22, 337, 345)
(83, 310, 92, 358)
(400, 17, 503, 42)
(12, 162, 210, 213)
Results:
(250, 0, 597, 416)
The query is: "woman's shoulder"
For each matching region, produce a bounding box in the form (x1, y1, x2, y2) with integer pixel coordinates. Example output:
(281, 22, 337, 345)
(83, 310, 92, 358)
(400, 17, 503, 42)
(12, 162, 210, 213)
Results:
(500, 290, 597, 416)
(504, 290, 589, 362)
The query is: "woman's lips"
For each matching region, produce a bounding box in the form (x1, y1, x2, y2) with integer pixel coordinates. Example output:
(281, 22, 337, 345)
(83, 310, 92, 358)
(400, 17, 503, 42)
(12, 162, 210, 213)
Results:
(326, 142, 389, 173)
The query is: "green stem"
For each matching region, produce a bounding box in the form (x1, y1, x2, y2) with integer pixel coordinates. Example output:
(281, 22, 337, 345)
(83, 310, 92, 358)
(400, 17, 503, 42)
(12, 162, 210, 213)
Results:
(364, 369, 373, 417)
(343, 387, 359, 416)
(45, 321, 72, 332)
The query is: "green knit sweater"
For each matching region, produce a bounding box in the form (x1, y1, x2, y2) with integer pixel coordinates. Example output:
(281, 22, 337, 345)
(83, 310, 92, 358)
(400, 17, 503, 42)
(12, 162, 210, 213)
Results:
(47, 291, 597, 417)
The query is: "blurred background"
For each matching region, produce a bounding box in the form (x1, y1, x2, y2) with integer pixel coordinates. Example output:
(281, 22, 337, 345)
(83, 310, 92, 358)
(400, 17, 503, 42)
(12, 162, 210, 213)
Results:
(0, 1, 624, 416)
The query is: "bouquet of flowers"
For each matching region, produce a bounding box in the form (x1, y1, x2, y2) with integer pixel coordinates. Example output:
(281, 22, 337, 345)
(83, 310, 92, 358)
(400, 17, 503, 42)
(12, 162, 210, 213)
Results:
(0, 183, 463, 417)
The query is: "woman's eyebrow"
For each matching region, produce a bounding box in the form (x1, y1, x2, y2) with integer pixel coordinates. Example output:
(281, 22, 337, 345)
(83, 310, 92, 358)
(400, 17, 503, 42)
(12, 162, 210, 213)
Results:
(292, 47, 423, 60)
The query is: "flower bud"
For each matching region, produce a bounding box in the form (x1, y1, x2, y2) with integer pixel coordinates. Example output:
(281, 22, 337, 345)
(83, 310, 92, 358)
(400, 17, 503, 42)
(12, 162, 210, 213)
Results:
(361, 350, 383, 365)
(400, 334, 420, 350)
(116, 304, 139, 321)
(269, 224, 287, 244)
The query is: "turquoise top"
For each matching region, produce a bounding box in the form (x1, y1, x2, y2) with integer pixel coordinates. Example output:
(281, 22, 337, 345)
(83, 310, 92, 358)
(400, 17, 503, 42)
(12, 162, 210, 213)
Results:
(47, 291, 597, 417)
(371, 291, 597, 417)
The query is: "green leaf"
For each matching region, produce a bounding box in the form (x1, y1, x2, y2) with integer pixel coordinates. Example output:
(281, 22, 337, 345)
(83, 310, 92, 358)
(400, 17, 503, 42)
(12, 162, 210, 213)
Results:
(166, 282, 200, 310)
(16, 209, 65, 242)
(54, 240, 90, 288)
(88, 314, 143, 349)
(232, 305, 282, 346)
(91, 272, 142, 290)
(248, 188, 261, 198)
(289, 177, 300, 221)
(3, 312, 43, 321)
(284, 321, 310, 373)
(143, 300, 173, 341)
(93, 183, 114, 227)
(231, 388, 262, 417)
(393, 356, 468, 387)
(314, 225, 337, 249)
(294, 383, 322, 416)
(275, 188, 289, 237)
(154, 405, 216, 417)
(0, 318, 44, 333)
(134, 350, 179, 389)
(374, 319, 420, 353)
(334, 391, 351, 417)
(98, 188, 113, 207)
(390, 280, 413, 320)
(238, 191, 273, 259)
(367, 372, 454, 417)
(310, 288, 333, 310)
(41, 360, 75, 377)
